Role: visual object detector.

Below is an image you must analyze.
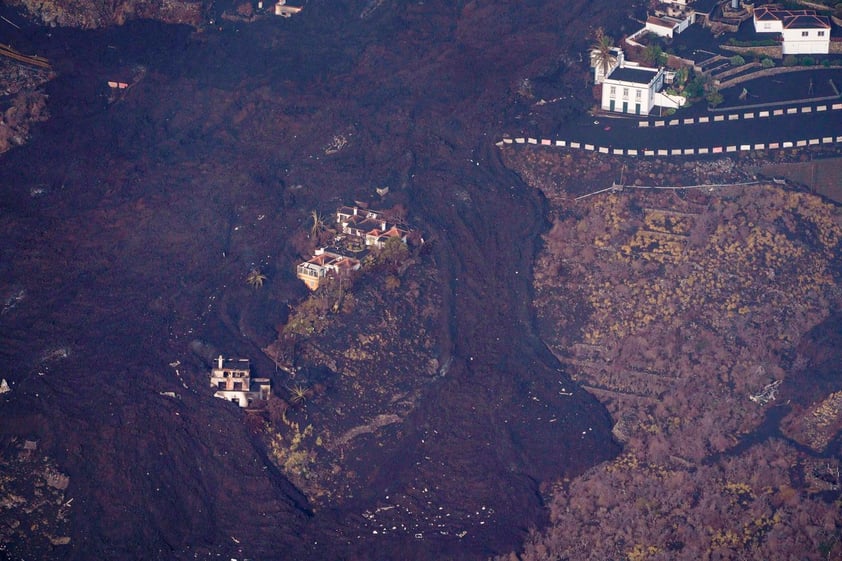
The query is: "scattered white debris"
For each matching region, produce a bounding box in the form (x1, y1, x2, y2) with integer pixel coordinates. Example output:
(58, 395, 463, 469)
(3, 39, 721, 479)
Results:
(749, 380, 781, 405)
(41, 348, 69, 362)
(0, 379, 10, 394)
(2, 289, 25, 314)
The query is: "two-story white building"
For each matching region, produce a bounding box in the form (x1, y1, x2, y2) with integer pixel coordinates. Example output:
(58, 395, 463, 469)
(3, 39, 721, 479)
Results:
(601, 65, 666, 115)
(210, 356, 271, 408)
(753, 7, 831, 54)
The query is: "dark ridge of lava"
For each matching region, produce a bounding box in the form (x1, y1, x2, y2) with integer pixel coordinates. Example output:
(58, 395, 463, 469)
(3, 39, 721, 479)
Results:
(0, 1, 623, 559)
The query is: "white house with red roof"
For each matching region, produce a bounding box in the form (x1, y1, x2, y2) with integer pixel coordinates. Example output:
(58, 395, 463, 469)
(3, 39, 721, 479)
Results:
(296, 206, 413, 290)
(335, 206, 408, 249)
(753, 6, 831, 54)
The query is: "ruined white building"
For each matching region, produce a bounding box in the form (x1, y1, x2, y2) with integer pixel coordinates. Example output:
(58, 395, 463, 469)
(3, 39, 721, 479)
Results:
(210, 356, 271, 408)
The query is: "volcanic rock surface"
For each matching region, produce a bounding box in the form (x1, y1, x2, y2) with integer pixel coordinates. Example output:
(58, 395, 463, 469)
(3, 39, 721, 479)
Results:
(0, 1, 624, 560)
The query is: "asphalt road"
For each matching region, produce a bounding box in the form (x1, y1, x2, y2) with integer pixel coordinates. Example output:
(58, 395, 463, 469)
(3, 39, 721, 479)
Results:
(556, 105, 842, 151)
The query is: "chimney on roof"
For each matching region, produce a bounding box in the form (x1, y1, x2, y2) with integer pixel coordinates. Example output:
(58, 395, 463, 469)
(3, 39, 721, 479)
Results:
(217, 355, 224, 369)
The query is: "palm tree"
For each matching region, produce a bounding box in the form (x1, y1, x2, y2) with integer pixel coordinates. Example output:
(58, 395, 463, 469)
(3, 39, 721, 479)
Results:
(287, 384, 312, 405)
(591, 28, 617, 82)
(310, 210, 326, 240)
(246, 268, 267, 289)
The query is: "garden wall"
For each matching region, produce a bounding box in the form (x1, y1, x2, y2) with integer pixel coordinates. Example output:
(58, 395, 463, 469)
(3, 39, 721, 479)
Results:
(720, 44, 782, 59)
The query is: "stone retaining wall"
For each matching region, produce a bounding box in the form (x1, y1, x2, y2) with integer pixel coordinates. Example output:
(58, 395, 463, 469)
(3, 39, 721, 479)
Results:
(719, 64, 842, 89)
(714, 61, 760, 81)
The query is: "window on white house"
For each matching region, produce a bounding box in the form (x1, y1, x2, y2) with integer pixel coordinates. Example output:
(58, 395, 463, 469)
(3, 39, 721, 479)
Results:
(610, 86, 616, 95)
(636, 90, 642, 99)
(818, 30, 825, 36)
(623, 88, 629, 97)
(802, 31, 809, 37)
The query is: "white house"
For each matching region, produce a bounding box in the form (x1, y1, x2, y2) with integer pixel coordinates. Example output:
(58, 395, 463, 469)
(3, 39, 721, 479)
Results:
(601, 64, 666, 115)
(781, 15, 831, 54)
(296, 205, 415, 290)
(753, 7, 831, 54)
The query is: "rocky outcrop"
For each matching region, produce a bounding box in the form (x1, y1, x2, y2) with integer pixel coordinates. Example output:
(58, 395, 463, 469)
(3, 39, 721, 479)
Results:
(7, 0, 205, 28)
(0, 89, 50, 155)
(0, 60, 53, 155)
(0, 436, 73, 558)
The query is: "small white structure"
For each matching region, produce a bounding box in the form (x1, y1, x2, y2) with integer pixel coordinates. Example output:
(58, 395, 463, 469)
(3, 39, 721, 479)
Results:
(210, 356, 271, 408)
(601, 64, 666, 115)
(654, 90, 687, 110)
(753, 7, 831, 54)
(275, 0, 302, 17)
(645, 14, 694, 38)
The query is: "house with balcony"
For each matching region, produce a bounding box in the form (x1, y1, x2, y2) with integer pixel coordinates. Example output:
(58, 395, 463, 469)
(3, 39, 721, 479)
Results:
(753, 6, 831, 54)
(296, 248, 362, 291)
(210, 356, 271, 408)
